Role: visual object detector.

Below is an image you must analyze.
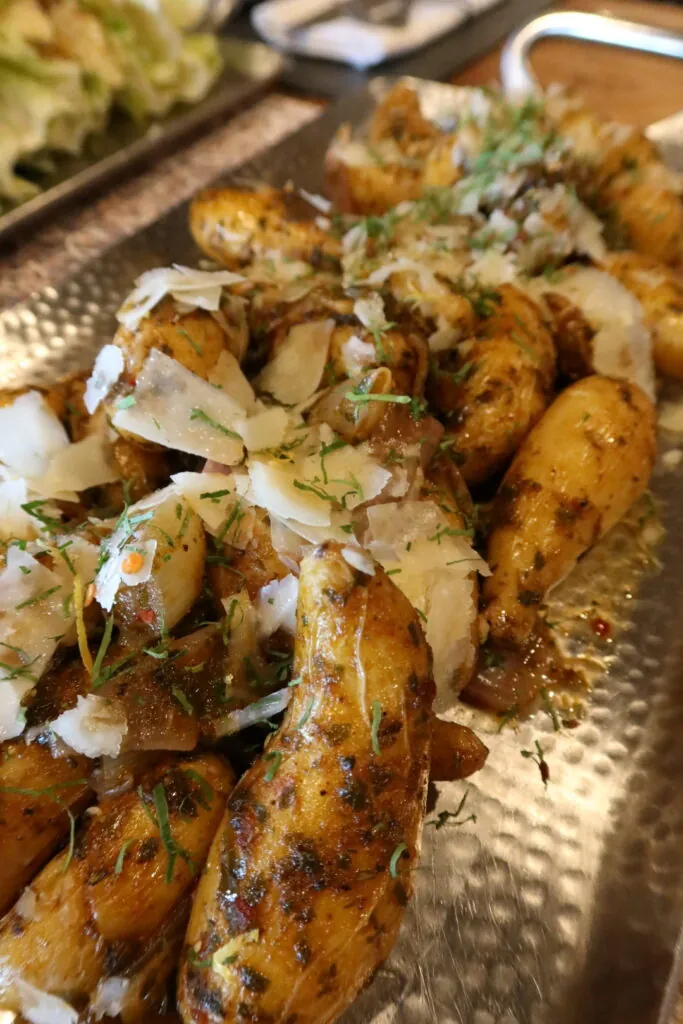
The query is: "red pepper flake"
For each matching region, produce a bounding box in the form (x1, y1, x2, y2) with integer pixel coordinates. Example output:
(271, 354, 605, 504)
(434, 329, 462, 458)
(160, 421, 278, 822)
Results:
(591, 617, 611, 639)
(138, 608, 155, 625)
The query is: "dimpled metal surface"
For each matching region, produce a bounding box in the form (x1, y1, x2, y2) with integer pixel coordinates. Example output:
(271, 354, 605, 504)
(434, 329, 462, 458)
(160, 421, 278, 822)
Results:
(1, 82, 682, 1024)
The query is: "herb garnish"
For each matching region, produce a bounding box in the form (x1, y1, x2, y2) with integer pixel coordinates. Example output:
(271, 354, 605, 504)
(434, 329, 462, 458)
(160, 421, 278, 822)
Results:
(521, 740, 550, 786)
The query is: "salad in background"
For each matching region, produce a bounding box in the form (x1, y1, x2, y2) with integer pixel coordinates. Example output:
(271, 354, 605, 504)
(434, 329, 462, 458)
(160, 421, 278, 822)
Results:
(0, 0, 223, 207)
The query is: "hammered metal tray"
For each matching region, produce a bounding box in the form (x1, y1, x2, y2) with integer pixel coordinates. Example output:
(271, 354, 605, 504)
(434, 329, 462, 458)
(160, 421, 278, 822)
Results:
(0, 38, 284, 248)
(1, 81, 682, 1024)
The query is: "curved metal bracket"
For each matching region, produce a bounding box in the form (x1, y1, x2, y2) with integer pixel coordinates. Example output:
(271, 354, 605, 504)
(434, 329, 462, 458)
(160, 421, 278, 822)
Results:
(501, 10, 683, 97)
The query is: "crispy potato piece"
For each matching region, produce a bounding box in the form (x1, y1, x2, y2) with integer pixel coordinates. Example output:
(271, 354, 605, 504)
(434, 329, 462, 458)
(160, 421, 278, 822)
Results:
(0, 754, 233, 1023)
(431, 286, 556, 485)
(109, 436, 171, 504)
(432, 338, 551, 486)
(541, 291, 595, 380)
(602, 172, 683, 266)
(113, 295, 246, 382)
(309, 367, 396, 443)
(0, 740, 91, 916)
(482, 375, 656, 645)
(325, 142, 422, 215)
(190, 187, 340, 272)
(178, 543, 434, 1024)
(603, 252, 683, 379)
(422, 133, 464, 189)
(28, 626, 231, 753)
(369, 82, 437, 148)
(430, 719, 489, 781)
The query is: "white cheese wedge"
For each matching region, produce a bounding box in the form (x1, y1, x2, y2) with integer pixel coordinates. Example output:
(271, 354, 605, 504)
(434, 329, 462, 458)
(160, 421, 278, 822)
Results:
(236, 406, 290, 452)
(257, 320, 334, 405)
(111, 350, 246, 465)
(0, 391, 69, 479)
(256, 574, 299, 638)
(208, 350, 257, 411)
(116, 264, 244, 333)
(249, 460, 331, 528)
(37, 433, 119, 496)
(0, 479, 36, 540)
(14, 980, 78, 1024)
(84, 344, 125, 414)
(52, 693, 127, 758)
(172, 471, 253, 547)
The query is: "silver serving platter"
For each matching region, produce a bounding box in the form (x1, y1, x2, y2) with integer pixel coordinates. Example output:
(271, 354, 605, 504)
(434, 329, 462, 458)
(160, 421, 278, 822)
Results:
(1, 79, 682, 1024)
(0, 38, 284, 248)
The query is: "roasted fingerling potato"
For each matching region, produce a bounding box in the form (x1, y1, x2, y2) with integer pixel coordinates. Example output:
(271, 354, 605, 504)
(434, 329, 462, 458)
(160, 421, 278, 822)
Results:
(482, 375, 656, 646)
(0, 754, 233, 1023)
(178, 543, 434, 1024)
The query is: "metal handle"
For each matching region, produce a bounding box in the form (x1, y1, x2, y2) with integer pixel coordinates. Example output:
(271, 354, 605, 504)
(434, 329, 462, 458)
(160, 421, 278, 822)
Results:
(501, 10, 683, 97)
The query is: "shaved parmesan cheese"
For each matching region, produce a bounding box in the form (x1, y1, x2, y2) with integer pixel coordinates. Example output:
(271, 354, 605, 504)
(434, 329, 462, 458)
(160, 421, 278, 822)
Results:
(342, 546, 375, 575)
(257, 320, 334, 405)
(52, 694, 127, 758)
(84, 344, 125, 414)
(0, 391, 69, 478)
(256, 574, 299, 638)
(300, 441, 390, 511)
(112, 350, 245, 465)
(249, 460, 331, 527)
(273, 514, 356, 549)
(428, 316, 460, 354)
(340, 334, 376, 376)
(531, 267, 655, 399)
(91, 978, 131, 1021)
(353, 294, 389, 332)
(209, 350, 257, 411)
(172, 471, 253, 546)
(14, 980, 78, 1024)
(661, 448, 682, 469)
(0, 479, 35, 540)
(469, 248, 518, 288)
(117, 264, 244, 333)
(364, 500, 488, 709)
(236, 406, 290, 452)
(37, 433, 118, 496)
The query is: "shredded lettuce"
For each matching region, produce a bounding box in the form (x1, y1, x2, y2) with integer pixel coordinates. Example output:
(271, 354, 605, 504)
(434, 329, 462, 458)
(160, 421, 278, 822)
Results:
(0, 0, 222, 205)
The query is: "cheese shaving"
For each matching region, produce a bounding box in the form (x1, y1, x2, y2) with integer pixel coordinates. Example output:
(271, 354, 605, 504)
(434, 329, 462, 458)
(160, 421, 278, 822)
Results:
(116, 264, 244, 333)
(84, 344, 125, 414)
(52, 693, 127, 758)
(257, 320, 334, 406)
(0, 391, 69, 479)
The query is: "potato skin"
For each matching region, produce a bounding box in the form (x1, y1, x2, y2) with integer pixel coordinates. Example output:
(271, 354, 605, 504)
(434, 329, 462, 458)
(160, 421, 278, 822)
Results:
(190, 187, 340, 271)
(603, 252, 683, 379)
(482, 375, 656, 645)
(178, 543, 434, 1024)
(430, 285, 556, 485)
(0, 740, 91, 916)
(324, 144, 422, 216)
(0, 754, 233, 1021)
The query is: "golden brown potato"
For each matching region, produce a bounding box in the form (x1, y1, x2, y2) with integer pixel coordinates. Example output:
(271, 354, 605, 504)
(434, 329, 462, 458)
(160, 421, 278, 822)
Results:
(603, 252, 683, 379)
(0, 740, 91, 916)
(113, 295, 246, 383)
(430, 286, 556, 485)
(432, 338, 551, 485)
(190, 187, 340, 272)
(422, 133, 464, 189)
(604, 174, 683, 266)
(110, 436, 171, 504)
(324, 140, 423, 216)
(178, 543, 434, 1024)
(430, 718, 489, 781)
(28, 626, 232, 753)
(541, 291, 594, 380)
(208, 505, 291, 604)
(309, 367, 396, 443)
(0, 754, 233, 1023)
(369, 82, 437, 147)
(482, 375, 656, 646)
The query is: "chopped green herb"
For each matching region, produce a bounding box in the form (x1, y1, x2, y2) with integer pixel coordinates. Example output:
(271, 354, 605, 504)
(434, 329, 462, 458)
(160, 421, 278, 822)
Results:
(16, 584, 61, 611)
(138, 782, 195, 883)
(345, 389, 411, 407)
(181, 769, 214, 811)
(116, 395, 136, 410)
(187, 948, 213, 969)
(497, 704, 520, 732)
(172, 686, 194, 715)
(370, 700, 382, 757)
(177, 328, 203, 356)
(296, 696, 315, 730)
(521, 739, 550, 786)
(91, 615, 114, 682)
(540, 687, 561, 732)
(20, 499, 62, 532)
(389, 842, 408, 878)
(264, 751, 282, 781)
(426, 791, 476, 829)
(56, 540, 76, 575)
(190, 407, 241, 440)
(199, 489, 232, 502)
(115, 838, 134, 875)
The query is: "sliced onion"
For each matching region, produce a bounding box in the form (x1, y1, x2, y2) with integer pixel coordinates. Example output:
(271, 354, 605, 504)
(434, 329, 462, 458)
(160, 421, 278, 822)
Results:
(215, 687, 291, 737)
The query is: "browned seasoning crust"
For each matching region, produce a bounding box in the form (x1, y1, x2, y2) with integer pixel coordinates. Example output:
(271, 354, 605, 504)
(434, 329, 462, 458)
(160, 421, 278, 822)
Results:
(482, 375, 657, 646)
(0, 754, 233, 1021)
(178, 543, 434, 1024)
